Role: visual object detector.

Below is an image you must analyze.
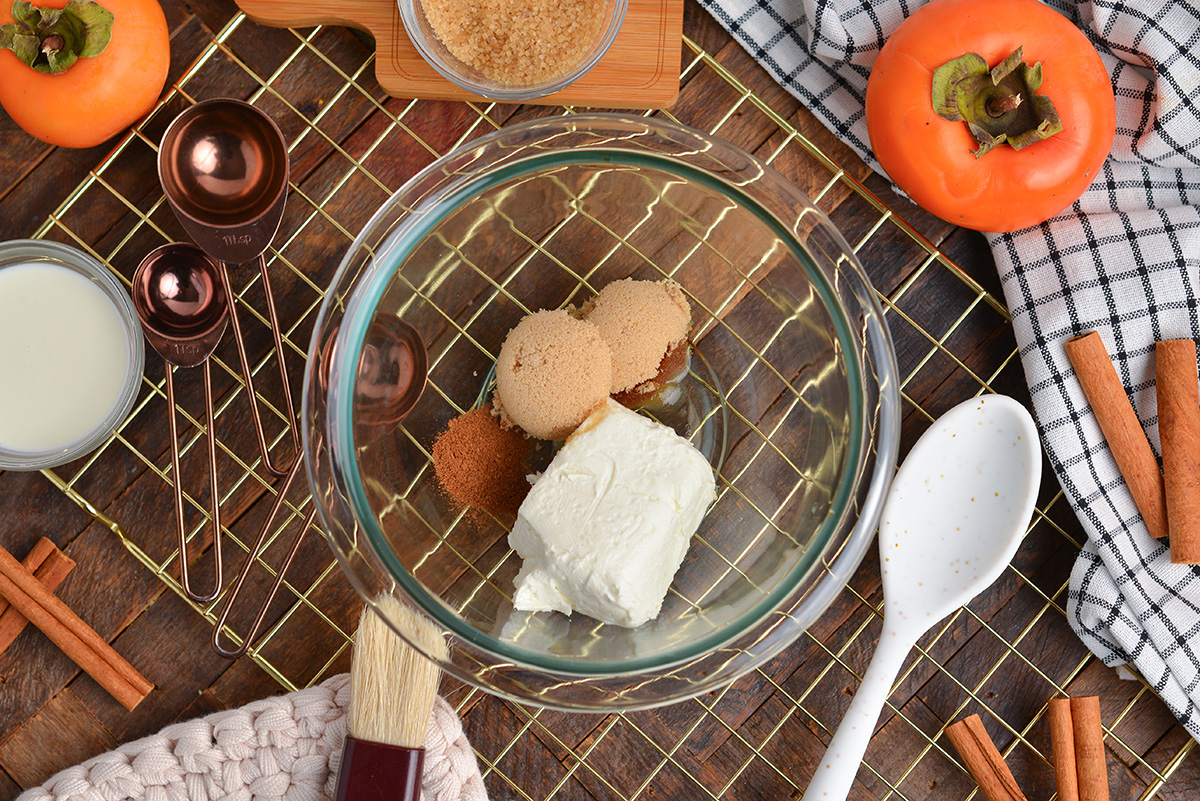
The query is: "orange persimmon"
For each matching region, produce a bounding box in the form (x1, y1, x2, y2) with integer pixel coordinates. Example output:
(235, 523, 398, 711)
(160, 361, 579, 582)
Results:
(865, 0, 1115, 232)
(0, 0, 169, 148)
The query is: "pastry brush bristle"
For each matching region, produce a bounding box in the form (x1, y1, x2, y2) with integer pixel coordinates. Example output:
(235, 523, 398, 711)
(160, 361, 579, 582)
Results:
(349, 594, 449, 749)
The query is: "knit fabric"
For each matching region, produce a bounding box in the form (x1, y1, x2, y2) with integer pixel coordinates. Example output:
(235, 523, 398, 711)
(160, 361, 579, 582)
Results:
(16, 675, 488, 801)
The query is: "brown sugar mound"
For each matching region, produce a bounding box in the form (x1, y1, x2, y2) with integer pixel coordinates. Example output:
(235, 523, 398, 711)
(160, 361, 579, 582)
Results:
(421, 0, 605, 86)
(580, 278, 692, 395)
(493, 309, 613, 441)
(432, 407, 531, 518)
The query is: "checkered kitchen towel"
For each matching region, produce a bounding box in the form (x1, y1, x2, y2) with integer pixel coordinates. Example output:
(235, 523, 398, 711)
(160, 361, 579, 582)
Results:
(695, 0, 1200, 738)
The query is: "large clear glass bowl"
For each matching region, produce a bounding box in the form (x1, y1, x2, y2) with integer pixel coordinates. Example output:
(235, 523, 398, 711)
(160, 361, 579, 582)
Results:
(302, 114, 900, 711)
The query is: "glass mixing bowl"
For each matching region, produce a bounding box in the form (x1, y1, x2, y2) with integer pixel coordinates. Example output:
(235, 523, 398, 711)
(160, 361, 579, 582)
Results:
(303, 114, 900, 711)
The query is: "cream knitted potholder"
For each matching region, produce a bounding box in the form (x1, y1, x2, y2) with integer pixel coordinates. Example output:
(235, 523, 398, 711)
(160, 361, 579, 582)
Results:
(16, 674, 488, 801)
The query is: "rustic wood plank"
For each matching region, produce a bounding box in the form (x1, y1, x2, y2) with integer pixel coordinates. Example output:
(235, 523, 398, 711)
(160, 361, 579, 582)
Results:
(204, 655, 296, 711)
(859, 696, 977, 801)
(178, 0, 244, 36)
(0, 142, 110, 243)
(0, 689, 119, 789)
(1132, 721, 1200, 799)
(521, 706, 609, 759)
(462, 698, 552, 791)
(204, 560, 360, 708)
(664, 36, 801, 151)
(679, 558, 885, 761)
(680, 0, 730, 57)
(68, 584, 238, 743)
(1106, 692, 1181, 771)
(172, 687, 231, 724)
(0, 134, 53, 220)
(0, 474, 92, 583)
(490, 708, 597, 800)
(0, 767, 20, 801)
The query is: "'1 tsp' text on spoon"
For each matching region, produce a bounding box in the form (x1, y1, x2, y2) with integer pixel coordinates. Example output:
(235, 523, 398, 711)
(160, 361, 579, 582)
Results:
(131, 242, 230, 605)
(801, 394, 1042, 801)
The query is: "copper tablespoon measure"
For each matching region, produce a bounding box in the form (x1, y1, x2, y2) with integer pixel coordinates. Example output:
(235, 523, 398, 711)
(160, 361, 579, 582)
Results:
(131, 243, 228, 604)
(158, 98, 298, 478)
(210, 315, 429, 658)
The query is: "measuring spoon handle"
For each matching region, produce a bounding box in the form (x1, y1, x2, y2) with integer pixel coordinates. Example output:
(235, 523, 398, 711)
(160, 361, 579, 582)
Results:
(800, 619, 916, 801)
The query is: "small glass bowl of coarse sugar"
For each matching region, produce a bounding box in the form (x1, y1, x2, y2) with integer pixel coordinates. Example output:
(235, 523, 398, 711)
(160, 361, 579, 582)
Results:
(400, 0, 627, 101)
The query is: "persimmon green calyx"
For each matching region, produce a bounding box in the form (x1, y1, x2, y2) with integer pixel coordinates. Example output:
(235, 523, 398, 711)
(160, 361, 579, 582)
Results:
(932, 46, 1063, 158)
(0, 0, 113, 75)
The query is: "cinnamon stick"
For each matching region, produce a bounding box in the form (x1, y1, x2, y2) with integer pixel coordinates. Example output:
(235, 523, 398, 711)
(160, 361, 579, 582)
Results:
(1047, 698, 1079, 801)
(1065, 331, 1168, 539)
(1156, 340, 1200, 563)
(945, 714, 1028, 801)
(0, 538, 75, 655)
(0, 544, 151, 710)
(1070, 696, 1109, 801)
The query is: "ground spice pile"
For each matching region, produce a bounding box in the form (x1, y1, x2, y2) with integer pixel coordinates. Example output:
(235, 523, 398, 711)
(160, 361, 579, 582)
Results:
(432, 406, 531, 518)
(421, 0, 605, 85)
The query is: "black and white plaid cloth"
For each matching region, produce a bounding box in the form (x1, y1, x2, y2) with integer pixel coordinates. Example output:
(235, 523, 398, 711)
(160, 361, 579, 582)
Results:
(696, 0, 1200, 739)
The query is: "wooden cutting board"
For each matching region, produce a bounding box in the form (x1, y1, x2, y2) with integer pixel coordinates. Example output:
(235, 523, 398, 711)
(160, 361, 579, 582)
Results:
(235, 0, 683, 108)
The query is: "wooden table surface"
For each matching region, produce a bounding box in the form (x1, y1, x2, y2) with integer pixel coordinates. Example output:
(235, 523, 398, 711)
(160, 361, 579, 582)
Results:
(1, 0, 1198, 799)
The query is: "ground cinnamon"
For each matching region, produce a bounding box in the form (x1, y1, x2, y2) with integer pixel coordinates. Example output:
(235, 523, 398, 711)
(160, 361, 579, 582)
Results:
(432, 407, 531, 518)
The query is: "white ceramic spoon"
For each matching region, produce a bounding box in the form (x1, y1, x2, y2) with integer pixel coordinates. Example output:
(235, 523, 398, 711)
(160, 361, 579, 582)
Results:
(801, 394, 1042, 801)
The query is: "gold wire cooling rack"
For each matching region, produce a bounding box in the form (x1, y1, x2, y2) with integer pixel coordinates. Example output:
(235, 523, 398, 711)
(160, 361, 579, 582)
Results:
(25, 7, 1196, 800)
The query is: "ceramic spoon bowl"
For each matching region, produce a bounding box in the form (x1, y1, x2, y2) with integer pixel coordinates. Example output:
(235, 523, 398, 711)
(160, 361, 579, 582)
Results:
(801, 394, 1042, 801)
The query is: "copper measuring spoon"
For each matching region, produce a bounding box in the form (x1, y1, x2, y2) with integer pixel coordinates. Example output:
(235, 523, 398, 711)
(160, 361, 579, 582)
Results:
(132, 243, 229, 604)
(159, 98, 298, 478)
(211, 315, 428, 658)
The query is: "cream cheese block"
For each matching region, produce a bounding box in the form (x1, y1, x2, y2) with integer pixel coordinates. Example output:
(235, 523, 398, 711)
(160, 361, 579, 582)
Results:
(509, 399, 716, 627)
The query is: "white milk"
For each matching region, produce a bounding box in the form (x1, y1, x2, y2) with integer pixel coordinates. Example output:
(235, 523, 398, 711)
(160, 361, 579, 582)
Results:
(0, 261, 131, 453)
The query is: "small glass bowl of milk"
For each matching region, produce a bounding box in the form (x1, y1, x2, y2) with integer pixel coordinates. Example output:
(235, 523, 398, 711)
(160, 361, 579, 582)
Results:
(0, 240, 144, 470)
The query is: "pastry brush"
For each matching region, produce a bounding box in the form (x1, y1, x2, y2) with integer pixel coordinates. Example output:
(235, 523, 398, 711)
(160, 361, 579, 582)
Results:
(335, 594, 449, 801)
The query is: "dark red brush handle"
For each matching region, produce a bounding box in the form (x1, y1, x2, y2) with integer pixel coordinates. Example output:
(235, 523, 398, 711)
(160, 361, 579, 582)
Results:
(334, 736, 424, 801)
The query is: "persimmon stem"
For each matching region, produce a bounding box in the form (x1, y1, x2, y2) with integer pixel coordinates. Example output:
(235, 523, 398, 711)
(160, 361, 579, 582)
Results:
(0, 0, 114, 75)
(987, 92, 1022, 117)
(41, 32, 64, 54)
(931, 46, 1062, 158)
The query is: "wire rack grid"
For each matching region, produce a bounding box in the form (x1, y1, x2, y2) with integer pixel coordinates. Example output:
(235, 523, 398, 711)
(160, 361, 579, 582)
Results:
(25, 7, 1195, 800)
